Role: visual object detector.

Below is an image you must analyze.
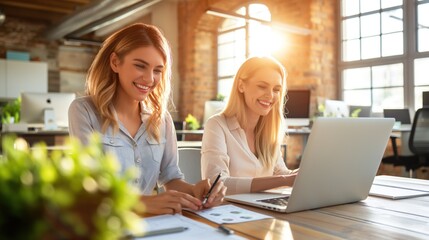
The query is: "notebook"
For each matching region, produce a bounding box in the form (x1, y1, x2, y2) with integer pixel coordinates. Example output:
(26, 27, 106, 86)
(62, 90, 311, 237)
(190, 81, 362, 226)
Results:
(225, 117, 395, 213)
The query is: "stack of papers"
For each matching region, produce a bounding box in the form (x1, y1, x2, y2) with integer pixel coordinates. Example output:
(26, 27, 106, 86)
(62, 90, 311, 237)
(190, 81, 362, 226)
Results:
(137, 214, 245, 239)
(369, 175, 429, 199)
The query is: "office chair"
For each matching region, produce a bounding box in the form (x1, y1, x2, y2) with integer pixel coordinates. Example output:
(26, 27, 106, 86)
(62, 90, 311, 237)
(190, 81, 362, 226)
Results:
(178, 148, 202, 184)
(381, 108, 427, 178)
(173, 121, 185, 141)
(408, 107, 429, 169)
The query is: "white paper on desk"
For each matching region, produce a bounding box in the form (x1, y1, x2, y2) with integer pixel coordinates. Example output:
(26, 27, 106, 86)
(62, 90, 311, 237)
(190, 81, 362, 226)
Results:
(369, 184, 429, 199)
(136, 214, 244, 239)
(187, 204, 273, 224)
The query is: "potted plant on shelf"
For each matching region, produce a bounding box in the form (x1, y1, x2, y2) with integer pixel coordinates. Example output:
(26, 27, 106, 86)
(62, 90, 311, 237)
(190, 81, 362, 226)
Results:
(0, 134, 143, 239)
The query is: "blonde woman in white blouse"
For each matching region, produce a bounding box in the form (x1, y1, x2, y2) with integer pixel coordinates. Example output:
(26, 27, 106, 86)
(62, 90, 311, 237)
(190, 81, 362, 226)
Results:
(201, 56, 298, 195)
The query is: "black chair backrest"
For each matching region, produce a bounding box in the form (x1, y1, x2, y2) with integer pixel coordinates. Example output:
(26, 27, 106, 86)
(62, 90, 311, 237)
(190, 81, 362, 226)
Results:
(408, 107, 429, 155)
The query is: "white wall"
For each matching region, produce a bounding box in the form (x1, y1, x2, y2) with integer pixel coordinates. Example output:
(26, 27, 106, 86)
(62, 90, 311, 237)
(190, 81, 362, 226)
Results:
(151, 0, 180, 120)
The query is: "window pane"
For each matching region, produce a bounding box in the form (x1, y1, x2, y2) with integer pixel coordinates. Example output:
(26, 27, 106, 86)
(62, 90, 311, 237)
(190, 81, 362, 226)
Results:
(343, 67, 371, 89)
(220, 18, 245, 32)
(382, 32, 403, 57)
(361, 0, 380, 13)
(414, 58, 429, 86)
(372, 63, 403, 87)
(418, 28, 429, 52)
(417, 3, 429, 52)
(344, 90, 372, 106)
(218, 59, 235, 77)
(218, 78, 234, 98)
(343, 39, 360, 61)
(218, 43, 234, 59)
(381, 0, 402, 8)
(372, 87, 404, 111)
(361, 14, 380, 37)
(381, 9, 403, 34)
(249, 3, 271, 21)
(418, 3, 429, 28)
(342, 0, 359, 17)
(218, 32, 234, 44)
(415, 86, 429, 109)
(342, 18, 360, 39)
(361, 36, 380, 59)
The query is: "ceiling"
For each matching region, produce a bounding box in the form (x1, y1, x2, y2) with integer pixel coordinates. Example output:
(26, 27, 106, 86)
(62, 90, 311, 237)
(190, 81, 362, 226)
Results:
(0, 0, 162, 44)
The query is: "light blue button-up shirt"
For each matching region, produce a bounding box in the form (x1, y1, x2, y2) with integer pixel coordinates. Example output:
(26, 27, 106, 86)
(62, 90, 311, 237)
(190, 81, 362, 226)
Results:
(68, 96, 184, 195)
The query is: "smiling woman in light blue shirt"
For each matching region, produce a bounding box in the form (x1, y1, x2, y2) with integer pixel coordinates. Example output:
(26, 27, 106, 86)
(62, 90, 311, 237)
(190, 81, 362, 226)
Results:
(68, 23, 226, 215)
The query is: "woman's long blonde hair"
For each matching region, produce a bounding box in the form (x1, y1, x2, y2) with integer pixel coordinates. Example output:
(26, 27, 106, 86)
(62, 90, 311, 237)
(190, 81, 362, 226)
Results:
(86, 23, 172, 142)
(223, 56, 287, 169)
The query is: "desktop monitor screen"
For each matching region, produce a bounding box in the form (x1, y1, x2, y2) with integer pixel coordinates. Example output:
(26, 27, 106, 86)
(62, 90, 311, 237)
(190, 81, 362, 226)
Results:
(284, 89, 311, 118)
(383, 109, 411, 124)
(324, 99, 350, 118)
(20, 92, 76, 128)
(349, 105, 372, 117)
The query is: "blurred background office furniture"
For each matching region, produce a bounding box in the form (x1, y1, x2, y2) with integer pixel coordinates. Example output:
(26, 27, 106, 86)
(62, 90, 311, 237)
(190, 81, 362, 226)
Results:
(383, 108, 412, 125)
(174, 121, 186, 141)
(284, 89, 311, 126)
(349, 105, 372, 117)
(408, 107, 429, 169)
(323, 99, 349, 118)
(423, 91, 429, 107)
(177, 141, 202, 148)
(203, 100, 226, 127)
(178, 148, 202, 184)
(381, 108, 424, 178)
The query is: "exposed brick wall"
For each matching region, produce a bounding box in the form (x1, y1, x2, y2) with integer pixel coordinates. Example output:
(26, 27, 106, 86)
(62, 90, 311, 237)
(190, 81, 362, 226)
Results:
(0, 17, 60, 92)
(178, 0, 337, 121)
(177, 0, 338, 164)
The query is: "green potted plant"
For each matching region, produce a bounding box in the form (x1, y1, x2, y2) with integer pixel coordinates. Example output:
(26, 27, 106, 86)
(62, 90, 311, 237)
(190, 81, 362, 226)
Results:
(1, 98, 21, 124)
(0, 134, 143, 239)
(185, 114, 201, 130)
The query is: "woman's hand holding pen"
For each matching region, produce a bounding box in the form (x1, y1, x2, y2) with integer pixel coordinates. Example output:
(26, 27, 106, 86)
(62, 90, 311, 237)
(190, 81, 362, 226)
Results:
(193, 177, 227, 208)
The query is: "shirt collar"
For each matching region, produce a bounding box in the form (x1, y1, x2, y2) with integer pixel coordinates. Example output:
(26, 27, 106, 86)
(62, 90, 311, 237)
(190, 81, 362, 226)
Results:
(225, 115, 241, 131)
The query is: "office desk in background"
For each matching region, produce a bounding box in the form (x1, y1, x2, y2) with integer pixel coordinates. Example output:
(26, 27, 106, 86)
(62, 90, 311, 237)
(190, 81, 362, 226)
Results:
(184, 176, 429, 239)
(1, 129, 69, 146)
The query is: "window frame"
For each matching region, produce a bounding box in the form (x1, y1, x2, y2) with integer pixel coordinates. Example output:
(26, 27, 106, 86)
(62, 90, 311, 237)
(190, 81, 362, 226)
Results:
(338, 0, 429, 114)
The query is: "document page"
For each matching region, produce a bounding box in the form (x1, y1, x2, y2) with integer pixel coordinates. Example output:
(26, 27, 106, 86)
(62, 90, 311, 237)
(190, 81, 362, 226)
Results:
(135, 214, 245, 239)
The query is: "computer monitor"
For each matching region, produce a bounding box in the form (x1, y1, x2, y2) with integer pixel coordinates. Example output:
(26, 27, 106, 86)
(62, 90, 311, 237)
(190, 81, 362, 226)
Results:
(324, 99, 349, 118)
(284, 89, 311, 118)
(203, 101, 226, 126)
(383, 109, 411, 124)
(20, 92, 76, 129)
(349, 105, 372, 117)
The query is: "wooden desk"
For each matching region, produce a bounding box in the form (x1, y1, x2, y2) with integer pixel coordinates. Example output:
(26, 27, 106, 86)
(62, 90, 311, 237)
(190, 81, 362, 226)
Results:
(1, 130, 69, 146)
(185, 177, 429, 239)
(177, 141, 202, 148)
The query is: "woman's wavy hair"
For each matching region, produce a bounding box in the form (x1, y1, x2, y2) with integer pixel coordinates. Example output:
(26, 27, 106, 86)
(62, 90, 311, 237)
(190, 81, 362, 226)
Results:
(86, 23, 172, 142)
(222, 56, 287, 169)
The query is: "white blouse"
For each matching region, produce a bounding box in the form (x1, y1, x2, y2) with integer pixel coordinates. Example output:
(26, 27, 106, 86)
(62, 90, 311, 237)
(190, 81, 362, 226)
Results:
(201, 114, 291, 195)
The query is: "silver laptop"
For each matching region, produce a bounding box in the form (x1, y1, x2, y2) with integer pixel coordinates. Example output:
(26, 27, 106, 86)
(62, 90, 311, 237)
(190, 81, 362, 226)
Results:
(225, 117, 395, 213)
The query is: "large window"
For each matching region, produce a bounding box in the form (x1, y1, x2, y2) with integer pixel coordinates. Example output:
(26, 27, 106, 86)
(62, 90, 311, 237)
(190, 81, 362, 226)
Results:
(340, 0, 429, 113)
(217, 4, 272, 98)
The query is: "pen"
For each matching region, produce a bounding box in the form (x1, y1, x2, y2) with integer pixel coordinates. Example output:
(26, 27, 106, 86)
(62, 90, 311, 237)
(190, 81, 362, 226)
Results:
(123, 226, 188, 238)
(218, 225, 234, 235)
(202, 172, 222, 205)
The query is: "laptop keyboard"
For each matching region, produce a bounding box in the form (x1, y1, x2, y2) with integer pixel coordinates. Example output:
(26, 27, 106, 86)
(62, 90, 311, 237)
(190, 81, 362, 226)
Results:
(257, 196, 290, 206)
